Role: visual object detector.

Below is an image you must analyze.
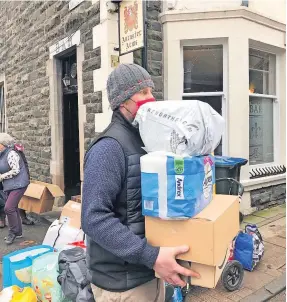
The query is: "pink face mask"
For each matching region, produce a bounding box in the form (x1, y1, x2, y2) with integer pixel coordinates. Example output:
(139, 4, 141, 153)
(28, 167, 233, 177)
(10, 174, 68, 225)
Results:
(133, 97, 156, 114)
(123, 97, 156, 119)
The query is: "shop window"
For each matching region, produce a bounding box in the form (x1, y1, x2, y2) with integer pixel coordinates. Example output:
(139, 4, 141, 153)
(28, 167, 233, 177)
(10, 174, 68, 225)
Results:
(182, 44, 225, 155)
(249, 49, 276, 165)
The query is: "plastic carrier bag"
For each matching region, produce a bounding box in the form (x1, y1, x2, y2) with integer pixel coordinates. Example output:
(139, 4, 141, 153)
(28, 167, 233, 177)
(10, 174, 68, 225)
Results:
(234, 224, 264, 271)
(134, 100, 224, 156)
(2, 245, 53, 288)
(32, 252, 71, 302)
(0, 286, 37, 302)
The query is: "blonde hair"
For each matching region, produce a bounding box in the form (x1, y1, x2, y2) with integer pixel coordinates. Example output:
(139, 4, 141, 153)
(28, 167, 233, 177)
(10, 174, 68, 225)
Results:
(0, 133, 15, 146)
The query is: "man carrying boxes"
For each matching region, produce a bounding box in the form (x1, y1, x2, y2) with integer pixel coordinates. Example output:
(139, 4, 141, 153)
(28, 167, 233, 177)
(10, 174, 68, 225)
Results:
(82, 64, 200, 302)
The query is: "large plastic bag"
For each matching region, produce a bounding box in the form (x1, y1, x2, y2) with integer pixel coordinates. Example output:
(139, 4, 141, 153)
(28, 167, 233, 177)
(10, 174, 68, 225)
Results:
(0, 286, 37, 302)
(133, 100, 225, 156)
(42, 219, 84, 248)
(2, 245, 53, 288)
(32, 252, 71, 302)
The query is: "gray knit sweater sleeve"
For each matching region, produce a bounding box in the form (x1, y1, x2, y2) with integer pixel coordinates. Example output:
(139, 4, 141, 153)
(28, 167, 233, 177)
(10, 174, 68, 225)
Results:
(82, 137, 159, 269)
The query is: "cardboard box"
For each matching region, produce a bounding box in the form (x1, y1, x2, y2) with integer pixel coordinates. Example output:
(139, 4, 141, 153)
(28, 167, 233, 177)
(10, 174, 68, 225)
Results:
(19, 182, 65, 214)
(59, 200, 81, 229)
(145, 195, 239, 288)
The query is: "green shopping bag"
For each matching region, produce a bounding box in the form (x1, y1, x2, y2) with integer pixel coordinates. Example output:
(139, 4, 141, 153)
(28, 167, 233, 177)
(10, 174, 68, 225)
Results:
(32, 252, 71, 302)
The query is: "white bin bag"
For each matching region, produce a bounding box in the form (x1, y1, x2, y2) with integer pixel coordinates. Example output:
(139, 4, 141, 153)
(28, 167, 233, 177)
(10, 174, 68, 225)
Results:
(133, 100, 225, 156)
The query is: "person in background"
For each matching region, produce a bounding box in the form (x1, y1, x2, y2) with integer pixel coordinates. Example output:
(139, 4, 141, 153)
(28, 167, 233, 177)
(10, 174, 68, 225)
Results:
(82, 63, 200, 302)
(0, 133, 30, 244)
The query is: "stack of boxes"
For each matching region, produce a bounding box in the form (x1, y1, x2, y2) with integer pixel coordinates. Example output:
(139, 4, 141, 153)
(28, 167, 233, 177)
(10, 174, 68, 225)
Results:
(138, 103, 240, 288)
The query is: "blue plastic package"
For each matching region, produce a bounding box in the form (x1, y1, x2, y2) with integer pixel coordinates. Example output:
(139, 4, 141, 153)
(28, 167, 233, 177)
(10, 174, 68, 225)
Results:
(141, 152, 215, 219)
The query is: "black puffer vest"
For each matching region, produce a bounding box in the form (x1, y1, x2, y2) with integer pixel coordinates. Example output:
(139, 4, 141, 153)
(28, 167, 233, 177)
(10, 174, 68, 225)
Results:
(85, 110, 155, 292)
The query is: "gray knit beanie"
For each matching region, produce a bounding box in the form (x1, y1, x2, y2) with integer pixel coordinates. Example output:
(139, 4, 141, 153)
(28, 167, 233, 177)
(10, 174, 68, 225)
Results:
(107, 63, 155, 111)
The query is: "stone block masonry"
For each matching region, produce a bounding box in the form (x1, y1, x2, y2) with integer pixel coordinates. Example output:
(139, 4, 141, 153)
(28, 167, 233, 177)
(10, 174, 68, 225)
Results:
(0, 1, 101, 183)
(251, 184, 286, 210)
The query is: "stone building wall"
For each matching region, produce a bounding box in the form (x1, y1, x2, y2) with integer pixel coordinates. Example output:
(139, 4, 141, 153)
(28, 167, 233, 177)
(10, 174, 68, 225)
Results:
(251, 184, 286, 210)
(0, 1, 101, 182)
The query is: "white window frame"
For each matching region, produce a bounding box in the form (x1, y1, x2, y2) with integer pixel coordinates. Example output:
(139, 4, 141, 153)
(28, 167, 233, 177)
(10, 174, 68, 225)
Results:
(248, 47, 280, 170)
(181, 38, 229, 155)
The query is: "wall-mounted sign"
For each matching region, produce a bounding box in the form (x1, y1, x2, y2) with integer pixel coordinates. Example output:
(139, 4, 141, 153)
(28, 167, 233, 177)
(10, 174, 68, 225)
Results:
(119, 0, 144, 55)
(111, 55, 120, 68)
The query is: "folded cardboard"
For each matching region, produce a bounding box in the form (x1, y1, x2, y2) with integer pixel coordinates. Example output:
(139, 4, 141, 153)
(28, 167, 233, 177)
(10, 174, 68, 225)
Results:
(19, 181, 65, 214)
(59, 200, 81, 229)
(145, 194, 239, 288)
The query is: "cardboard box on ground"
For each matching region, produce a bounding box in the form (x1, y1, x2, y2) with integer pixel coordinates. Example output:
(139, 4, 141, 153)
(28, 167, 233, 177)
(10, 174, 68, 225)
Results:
(59, 200, 81, 229)
(145, 195, 239, 289)
(19, 181, 65, 214)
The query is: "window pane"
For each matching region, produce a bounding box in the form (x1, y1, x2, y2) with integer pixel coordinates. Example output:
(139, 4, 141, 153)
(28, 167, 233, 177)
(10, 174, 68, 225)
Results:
(249, 49, 276, 95)
(249, 97, 274, 165)
(182, 96, 222, 155)
(183, 45, 223, 93)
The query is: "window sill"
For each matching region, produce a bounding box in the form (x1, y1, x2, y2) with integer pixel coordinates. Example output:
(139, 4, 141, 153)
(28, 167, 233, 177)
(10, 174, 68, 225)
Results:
(241, 173, 286, 192)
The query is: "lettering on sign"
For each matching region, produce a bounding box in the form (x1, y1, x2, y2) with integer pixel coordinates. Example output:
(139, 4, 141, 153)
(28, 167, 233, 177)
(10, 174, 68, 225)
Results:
(119, 0, 144, 55)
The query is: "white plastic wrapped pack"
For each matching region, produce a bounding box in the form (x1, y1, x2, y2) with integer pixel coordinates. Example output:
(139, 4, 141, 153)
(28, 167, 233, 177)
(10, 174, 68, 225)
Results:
(133, 100, 225, 156)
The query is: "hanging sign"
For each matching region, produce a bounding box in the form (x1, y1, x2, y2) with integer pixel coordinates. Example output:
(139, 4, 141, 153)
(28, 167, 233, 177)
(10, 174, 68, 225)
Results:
(119, 0, 145, 55)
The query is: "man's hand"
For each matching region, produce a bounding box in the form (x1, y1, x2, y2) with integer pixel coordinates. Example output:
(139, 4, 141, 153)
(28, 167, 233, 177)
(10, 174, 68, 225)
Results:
(153, 245, 200, 287)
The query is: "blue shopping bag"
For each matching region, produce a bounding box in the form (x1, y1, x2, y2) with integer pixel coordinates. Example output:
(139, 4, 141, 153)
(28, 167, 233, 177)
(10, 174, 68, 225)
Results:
(234, 224, 264, 271)
(2, 245, 53, 288)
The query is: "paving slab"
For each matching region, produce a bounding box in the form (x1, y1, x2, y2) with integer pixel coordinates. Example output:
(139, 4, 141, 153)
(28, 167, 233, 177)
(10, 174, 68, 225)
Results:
(259, 217, 286, 239)
(253, 206, 286, 219)
(240, 273, 286, 302)
(242, 270, 276, 291)
(243, 215, 266, 224)
(265, 272, 286, 294)
(269, 290, 286, 301)
(257, 214, 286, 228)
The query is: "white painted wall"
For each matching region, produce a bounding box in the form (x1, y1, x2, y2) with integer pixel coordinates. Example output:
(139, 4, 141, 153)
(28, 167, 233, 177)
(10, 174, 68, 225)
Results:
(162, 0, 286, 23)
(92, 0, 134, 133)
(162, 12, 286, 213)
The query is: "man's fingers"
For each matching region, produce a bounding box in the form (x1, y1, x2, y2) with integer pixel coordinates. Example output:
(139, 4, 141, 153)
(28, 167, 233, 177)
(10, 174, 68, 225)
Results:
(170, 274, 186, 287)
(173, 245, 189, 257)
(165, 277, 175, 286)
(175, 264, 201, 278)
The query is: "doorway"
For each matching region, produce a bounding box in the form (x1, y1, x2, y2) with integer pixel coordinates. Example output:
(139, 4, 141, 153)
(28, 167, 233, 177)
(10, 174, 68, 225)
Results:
(61, 50, 81, 201)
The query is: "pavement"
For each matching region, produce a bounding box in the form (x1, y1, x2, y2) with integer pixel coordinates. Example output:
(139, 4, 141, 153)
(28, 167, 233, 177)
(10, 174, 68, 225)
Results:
(0, 205, 285, 302)
(186, 204, 286, 302)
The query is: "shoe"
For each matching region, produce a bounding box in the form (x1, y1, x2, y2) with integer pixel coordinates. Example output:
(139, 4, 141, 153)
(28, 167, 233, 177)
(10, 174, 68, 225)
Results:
(22, 217, 34, 225)
(4, 233, 22, 240)
(5, 233, 16, 245)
